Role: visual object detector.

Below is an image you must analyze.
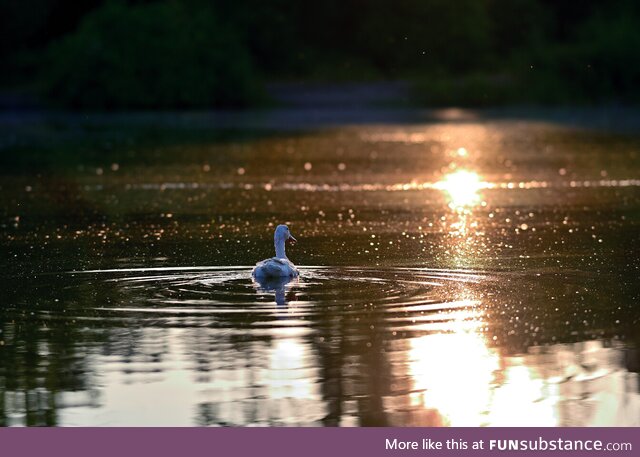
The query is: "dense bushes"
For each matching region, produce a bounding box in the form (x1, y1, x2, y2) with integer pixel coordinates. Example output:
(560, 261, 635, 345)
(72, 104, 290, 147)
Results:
(1, 0, 637, 108)
(42, 1, 263, 109)
(413, 1, 640, 106)
(522, 8, 640, 104)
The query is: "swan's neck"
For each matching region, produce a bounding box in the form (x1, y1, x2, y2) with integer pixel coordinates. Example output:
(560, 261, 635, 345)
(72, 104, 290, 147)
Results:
(275, 238, 287, 259)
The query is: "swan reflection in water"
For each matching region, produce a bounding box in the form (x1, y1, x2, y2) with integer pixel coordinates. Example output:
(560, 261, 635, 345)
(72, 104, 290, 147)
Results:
(253, 275, 298, 306)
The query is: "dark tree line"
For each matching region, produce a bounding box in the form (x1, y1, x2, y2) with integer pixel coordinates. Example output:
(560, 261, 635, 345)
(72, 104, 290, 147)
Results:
(1, 0, 639, 108)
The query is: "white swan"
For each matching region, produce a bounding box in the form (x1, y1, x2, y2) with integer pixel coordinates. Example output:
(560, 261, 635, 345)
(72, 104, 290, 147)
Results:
(252, 224, 299, 278)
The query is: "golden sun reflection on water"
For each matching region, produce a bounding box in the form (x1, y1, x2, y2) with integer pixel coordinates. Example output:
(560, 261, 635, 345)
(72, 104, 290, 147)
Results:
(268, 337, 316, 399)
(405, 307, 562, 426)
(437, 169, 486, 267)
(405, 168, 564, 425)
(435, 169, 484, 210)
(408, 309, 498, 426)
(408, 300, 500, 426)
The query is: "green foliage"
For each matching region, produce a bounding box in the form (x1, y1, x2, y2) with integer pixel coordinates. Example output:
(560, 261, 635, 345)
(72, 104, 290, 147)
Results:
(486, 0, 551, 56)
(414, 1, 640, 106)
(521, 5, 640, 103)
(42, 1, 263, 109)
(1, 0, 638, 108)
(358, 0, 492, 73)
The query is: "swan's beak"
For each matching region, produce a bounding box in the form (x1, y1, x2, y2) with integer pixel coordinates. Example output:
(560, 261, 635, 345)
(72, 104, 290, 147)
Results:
(288, 234, 297, 243)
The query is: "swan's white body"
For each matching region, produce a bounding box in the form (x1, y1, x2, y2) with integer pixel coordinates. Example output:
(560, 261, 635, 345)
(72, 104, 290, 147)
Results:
(252, 225, 299, 278)
(253, 257, 299, 278)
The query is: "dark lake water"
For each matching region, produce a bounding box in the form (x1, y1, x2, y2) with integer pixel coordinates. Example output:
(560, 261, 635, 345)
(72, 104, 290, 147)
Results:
(1, 117, 639, 425)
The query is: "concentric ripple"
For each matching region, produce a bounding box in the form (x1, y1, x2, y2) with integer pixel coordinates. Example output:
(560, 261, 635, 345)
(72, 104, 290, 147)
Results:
(6, 266, 638, 426)
(63, 266, 492, 334)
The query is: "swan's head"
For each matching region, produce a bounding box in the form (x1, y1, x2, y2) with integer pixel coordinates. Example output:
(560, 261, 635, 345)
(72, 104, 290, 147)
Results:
(274, 224, 297, 244)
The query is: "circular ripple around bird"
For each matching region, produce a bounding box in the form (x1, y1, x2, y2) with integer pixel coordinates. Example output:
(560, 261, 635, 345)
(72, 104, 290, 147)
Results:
(58, 266, 494, 335)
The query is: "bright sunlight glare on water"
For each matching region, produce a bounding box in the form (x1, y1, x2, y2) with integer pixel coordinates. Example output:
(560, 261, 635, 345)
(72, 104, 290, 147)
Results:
(435, 170, 484, 210)
(1, 119, 639, 426)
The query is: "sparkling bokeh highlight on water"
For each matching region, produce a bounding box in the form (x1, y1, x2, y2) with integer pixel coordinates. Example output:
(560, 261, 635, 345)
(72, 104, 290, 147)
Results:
(1, 120, 639, 425)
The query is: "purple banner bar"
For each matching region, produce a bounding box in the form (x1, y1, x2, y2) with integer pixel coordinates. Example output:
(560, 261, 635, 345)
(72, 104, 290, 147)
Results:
(0, 427, 637, 457)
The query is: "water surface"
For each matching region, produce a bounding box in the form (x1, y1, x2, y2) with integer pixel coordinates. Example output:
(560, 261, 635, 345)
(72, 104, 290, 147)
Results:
(1, 118, 639, 425)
